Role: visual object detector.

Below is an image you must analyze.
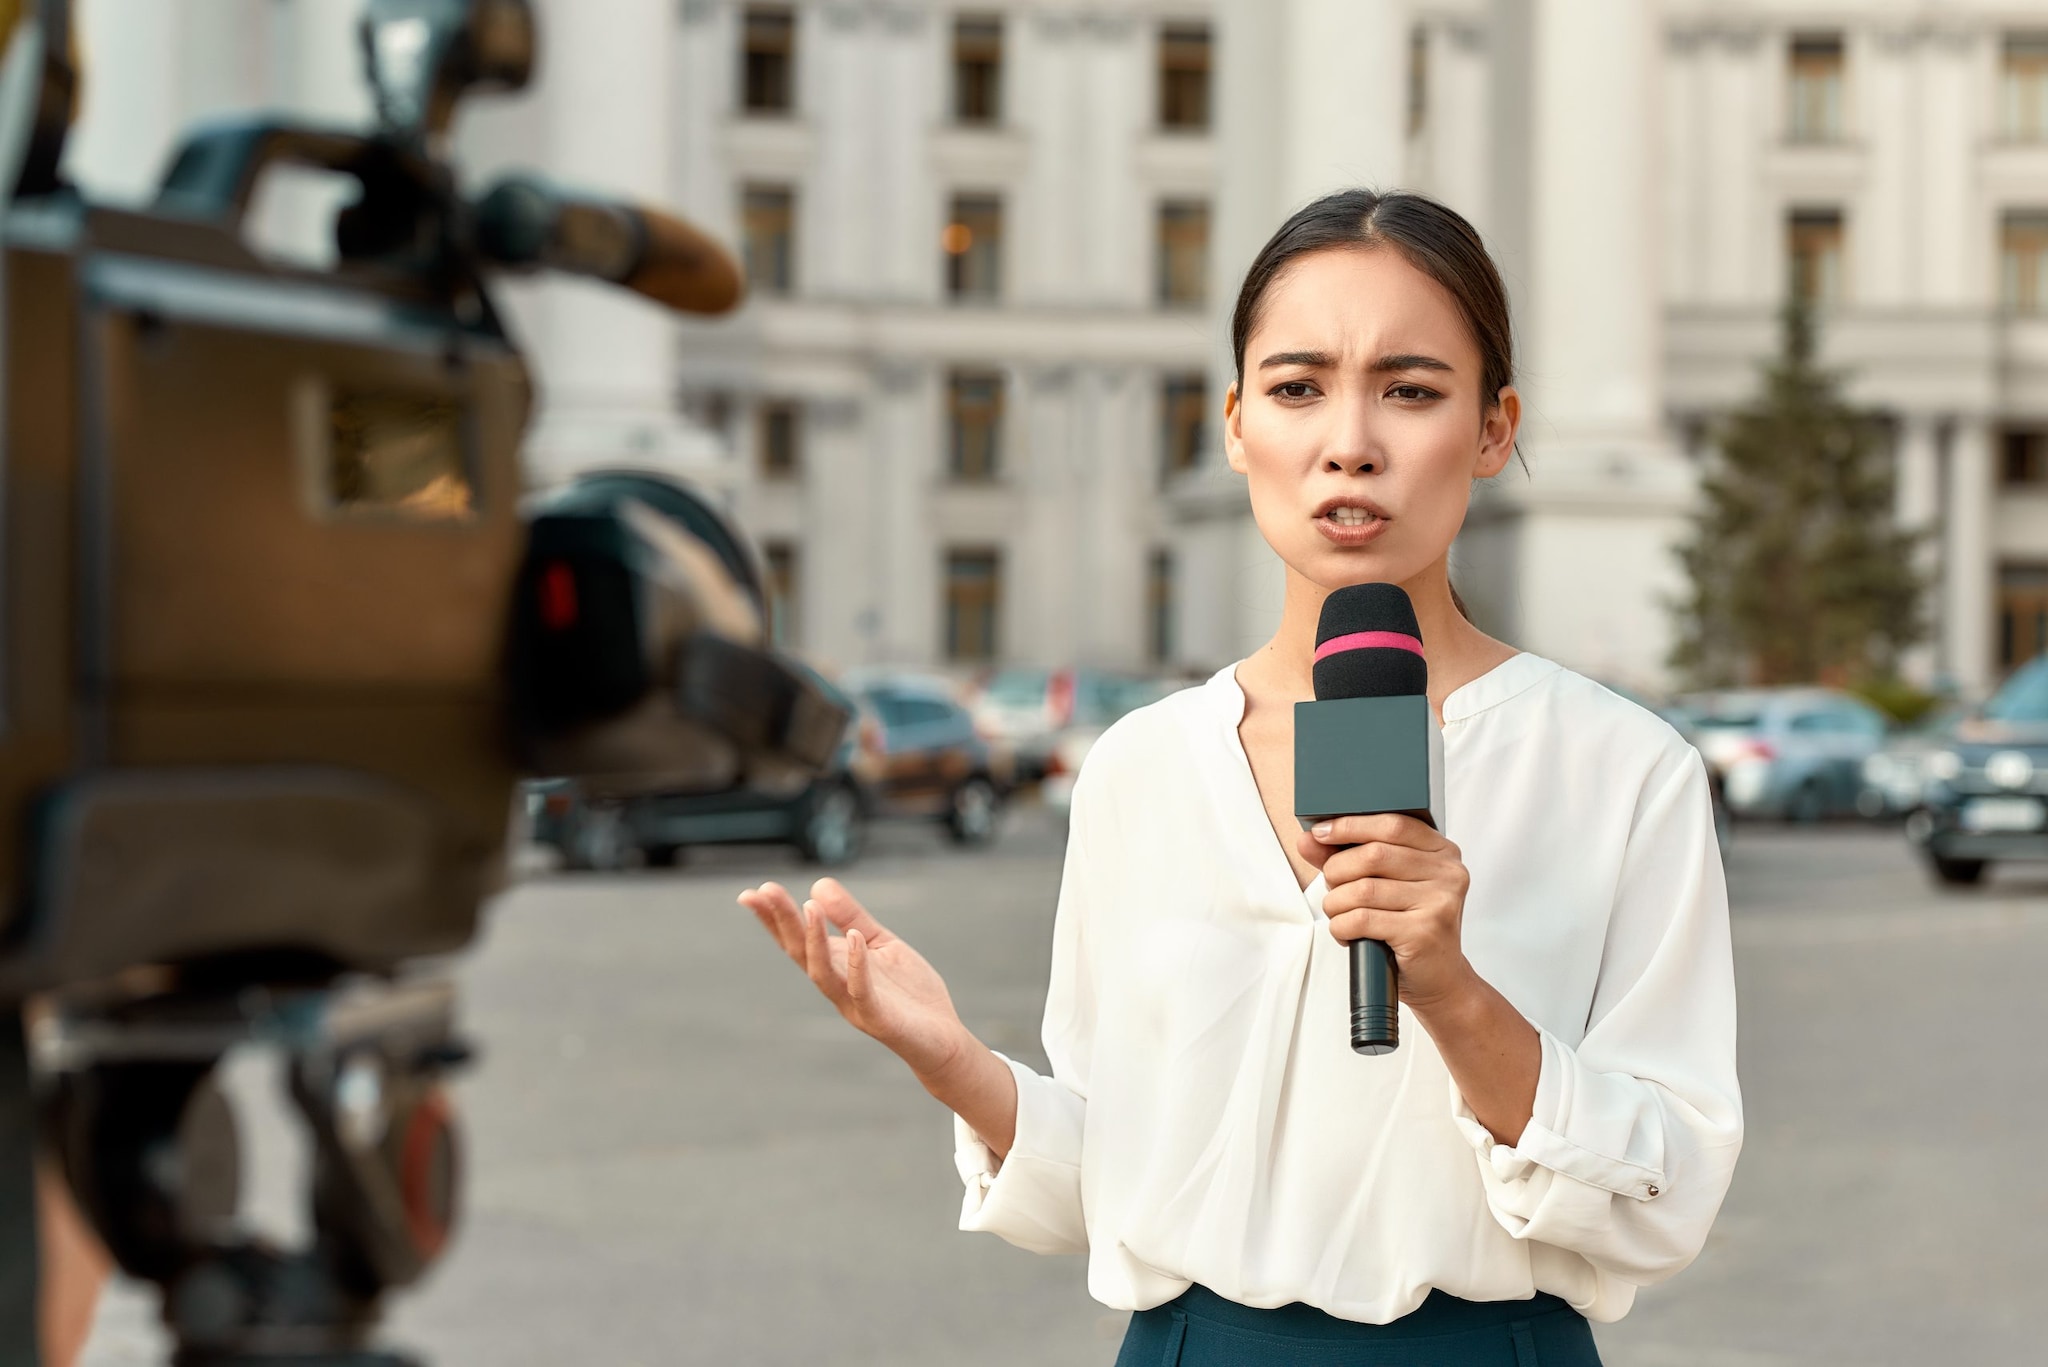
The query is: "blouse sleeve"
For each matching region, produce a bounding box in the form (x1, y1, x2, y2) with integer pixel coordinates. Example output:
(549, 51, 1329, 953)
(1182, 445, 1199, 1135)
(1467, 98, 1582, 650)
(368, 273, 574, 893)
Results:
(1450, 744, 1743, 1285)
(951, 764, 1102, 1255)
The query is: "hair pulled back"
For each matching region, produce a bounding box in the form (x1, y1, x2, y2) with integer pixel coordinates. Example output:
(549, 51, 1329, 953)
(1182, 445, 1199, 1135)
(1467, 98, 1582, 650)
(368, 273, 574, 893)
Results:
(1229, 188, 1515, 409)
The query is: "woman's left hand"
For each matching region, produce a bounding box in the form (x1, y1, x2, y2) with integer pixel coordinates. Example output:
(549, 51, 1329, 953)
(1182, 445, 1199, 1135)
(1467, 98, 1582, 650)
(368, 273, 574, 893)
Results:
(1297, 813, 1477, 1015)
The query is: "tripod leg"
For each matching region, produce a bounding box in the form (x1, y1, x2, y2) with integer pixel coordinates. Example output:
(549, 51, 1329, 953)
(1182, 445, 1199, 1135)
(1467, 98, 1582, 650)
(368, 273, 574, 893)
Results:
(0, 1009, 40, 1367)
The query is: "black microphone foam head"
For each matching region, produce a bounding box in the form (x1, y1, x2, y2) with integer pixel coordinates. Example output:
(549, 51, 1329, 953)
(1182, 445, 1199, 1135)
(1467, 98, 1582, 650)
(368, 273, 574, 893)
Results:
(1313, 583, 1427, 700)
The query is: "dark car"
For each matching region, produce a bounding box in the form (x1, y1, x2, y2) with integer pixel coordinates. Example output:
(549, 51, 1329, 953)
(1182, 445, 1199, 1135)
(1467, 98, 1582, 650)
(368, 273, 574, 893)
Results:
(527, 676, 1003, 871)
(1909, 654, 2048, 885)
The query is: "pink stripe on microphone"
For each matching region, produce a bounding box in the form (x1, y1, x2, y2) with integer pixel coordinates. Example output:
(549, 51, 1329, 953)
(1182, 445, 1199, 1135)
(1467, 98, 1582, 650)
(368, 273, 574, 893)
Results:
(1314, 630, 1425, 662)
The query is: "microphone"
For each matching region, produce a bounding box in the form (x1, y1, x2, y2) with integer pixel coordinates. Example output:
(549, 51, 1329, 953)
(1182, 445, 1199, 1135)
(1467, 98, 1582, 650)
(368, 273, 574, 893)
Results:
(474, 174, 745, 315)
(1293, 583, 1444, 1055)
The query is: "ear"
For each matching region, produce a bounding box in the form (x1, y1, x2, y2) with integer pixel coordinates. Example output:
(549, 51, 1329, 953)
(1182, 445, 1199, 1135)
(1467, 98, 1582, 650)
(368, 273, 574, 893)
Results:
(1476, 385, 1521, 480)
(1223, 381, 1248, 475)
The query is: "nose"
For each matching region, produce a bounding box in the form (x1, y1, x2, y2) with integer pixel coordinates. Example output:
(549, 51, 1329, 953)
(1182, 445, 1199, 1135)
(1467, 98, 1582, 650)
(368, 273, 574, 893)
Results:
(1321, 392, 1380, 475)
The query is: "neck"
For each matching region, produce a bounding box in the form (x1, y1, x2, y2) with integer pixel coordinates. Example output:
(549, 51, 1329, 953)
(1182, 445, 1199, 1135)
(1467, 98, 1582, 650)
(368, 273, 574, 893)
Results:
(1244, 556, 1516, 716)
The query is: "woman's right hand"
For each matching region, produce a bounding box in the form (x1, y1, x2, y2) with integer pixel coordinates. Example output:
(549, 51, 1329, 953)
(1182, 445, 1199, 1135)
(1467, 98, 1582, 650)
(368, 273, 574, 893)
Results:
(738, 877, 969, 1083)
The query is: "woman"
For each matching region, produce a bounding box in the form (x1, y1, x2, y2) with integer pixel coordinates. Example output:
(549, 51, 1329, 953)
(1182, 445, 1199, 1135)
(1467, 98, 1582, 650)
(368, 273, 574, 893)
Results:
(740, 189, 1740, 1365)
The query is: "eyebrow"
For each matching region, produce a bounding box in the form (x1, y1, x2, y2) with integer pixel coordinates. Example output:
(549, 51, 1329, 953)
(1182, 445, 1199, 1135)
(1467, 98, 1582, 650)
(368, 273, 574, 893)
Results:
(1257, 349, 1456, 374)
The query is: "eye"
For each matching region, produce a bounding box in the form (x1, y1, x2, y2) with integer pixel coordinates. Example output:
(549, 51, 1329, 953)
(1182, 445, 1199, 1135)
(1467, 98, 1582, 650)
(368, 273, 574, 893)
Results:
(1388, 383, 1440, 402)
(1271, 381, 1319, 401)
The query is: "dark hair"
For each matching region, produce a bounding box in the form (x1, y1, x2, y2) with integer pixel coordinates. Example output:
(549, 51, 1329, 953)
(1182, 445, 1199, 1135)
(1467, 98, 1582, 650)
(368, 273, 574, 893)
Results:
(1230, 188, 1514, 408)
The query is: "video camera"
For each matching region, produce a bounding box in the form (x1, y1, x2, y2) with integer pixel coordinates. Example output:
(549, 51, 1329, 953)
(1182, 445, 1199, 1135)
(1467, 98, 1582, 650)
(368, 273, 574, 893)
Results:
(0, 2, 850, 1362)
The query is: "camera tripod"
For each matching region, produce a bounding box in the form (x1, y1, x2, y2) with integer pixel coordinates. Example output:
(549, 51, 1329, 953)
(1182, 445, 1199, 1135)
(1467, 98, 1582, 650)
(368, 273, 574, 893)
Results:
(36, 975, 465, 1367)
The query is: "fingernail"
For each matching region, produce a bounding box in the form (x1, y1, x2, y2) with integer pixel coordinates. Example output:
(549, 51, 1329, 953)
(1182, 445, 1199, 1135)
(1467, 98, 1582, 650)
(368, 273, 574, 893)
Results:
(1312, 822, 1332, 839)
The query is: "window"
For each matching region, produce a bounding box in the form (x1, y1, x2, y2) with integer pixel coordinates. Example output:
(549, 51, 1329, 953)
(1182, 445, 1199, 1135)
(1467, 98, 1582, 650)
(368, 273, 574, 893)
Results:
(1156, 200, 1209, 308)
(947, 371, 1004, 481)
(944, 193, 1003, 302)
(2005, 430, 2048, 486)
(763, 541, 799, 647)
(1148, 549, 1175, 664)
(2003, 33, 2048, 140)
(944, 549, 1002, 662)
(1787, 33, 1845, 142)
(1158, 23, 1211, 130)
(741, 184, 795, 295)
(953, 15, 1003, 125)
(741, 6, 795, 114)
(1787, 208, 1845, 305)
(1999, 564, 2048, 670)
(757, 399, 801, 479)
(1407, 24, 1429, 138)
(2003, 211, 2048, 313)
(1160, 373, 1206, 480)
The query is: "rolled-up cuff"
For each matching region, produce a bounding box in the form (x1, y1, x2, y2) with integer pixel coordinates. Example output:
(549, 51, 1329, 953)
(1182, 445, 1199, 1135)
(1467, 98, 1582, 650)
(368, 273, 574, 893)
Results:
(1449, 1029, 1667, 1213)
(953, 1052, 1087, 1255)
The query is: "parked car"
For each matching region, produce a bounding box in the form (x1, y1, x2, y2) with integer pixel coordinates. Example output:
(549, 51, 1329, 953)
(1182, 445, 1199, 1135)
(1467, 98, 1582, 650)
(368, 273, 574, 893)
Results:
(970, 667, 1154, 783)
(1682, 687, 1891, 822)
(1909, 653, 2048, 885)
(527, 675, 1006, 871)
(1857, 704, 1964, 819)
(1040, 675, 1190, 818)
(851, 675, 1008, 845)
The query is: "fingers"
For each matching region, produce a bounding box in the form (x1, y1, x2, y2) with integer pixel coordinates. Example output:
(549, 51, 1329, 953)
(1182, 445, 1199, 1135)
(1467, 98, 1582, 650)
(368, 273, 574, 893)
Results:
(1321, 839, 1440, 888)
(1321, 877, 1413, 920)
(738, 882, 807, 964)
(1295, 828, 1338, 871)
(1326, 904, 1402, 946)
(845, 928, 870, 1002)
(1306, 813, 1450, 853)
(809, 877, 892, 945)
(801, 896, 859, 1010)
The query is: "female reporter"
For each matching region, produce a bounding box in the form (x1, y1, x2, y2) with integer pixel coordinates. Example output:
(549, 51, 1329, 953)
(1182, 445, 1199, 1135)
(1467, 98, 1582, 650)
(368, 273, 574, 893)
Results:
(739, 189, 1739, 1365)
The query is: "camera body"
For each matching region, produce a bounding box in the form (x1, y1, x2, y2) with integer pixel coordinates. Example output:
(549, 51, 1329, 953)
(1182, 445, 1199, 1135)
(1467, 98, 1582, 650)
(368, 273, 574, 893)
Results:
(0, 2, 847, 1360)
(0, 0, 839, 997)
(0, 188, 534, 989)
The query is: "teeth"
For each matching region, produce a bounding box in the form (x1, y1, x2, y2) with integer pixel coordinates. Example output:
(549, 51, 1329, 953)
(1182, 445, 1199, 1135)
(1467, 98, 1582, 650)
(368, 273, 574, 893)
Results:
(1327, 508, 1379, 526)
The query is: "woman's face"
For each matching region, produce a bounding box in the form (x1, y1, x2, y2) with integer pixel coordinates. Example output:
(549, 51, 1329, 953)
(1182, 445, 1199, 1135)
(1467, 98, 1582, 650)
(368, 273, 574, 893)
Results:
(1224, 246, 1519, 594)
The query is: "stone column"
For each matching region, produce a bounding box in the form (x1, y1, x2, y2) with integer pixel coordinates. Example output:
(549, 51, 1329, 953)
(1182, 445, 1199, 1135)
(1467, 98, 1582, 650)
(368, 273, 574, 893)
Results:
(509, 0, 725, 492)
(1942, 418, 1997, 697)
(871, 362, 936, 665)
(1893, 413, 1942, 686)
(1465, 0, 1693, 688)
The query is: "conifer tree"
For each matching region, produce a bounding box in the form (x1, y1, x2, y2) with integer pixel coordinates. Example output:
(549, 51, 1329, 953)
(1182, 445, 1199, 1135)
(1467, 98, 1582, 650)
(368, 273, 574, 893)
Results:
(1670, 299, 1928, 687)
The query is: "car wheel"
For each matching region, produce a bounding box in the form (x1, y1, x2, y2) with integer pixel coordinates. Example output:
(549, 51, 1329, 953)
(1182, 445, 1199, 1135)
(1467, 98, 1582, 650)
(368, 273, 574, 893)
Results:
(797, 783, 866, 866)
(1786, 781, 1826, 825)
(946, 776, 1001, 846)
(1931, 855, 1988, 887)
(567, 807, 632, 872)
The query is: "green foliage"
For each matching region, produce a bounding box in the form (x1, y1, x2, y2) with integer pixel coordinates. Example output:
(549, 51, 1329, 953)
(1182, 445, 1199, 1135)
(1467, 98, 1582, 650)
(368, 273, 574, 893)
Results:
(1670, 299, 1929, 688)
(1846, 676, 1944, 727)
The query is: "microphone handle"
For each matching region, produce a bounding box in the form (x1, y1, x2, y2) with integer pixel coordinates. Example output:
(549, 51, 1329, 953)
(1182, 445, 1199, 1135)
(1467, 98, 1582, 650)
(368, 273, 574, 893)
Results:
(1349, 933, 1399, 1055)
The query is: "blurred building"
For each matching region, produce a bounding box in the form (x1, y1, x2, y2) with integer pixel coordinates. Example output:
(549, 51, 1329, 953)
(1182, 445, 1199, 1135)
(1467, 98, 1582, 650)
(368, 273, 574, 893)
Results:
(59, 0, 2048, 694)
(667, 1, 1214, 675)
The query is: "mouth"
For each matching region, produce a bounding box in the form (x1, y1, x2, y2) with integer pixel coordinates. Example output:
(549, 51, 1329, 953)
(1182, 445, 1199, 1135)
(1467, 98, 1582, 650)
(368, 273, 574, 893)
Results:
(1311, 497, 1392, 546)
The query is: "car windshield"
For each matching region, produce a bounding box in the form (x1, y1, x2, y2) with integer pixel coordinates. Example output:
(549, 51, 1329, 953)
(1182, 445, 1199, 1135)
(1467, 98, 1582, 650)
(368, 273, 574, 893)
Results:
(982, 669, 1050, 706)
(1692, 713, 1761, 730)
(1984, 656, 2048, 723)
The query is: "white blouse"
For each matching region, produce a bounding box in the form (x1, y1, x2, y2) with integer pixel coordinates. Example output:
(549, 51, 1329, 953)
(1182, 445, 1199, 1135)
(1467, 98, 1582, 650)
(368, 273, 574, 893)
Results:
(953, 653, 1742, 1324)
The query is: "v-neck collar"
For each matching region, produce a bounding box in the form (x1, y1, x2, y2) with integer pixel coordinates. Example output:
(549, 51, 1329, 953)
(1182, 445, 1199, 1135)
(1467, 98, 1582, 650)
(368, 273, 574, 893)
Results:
(1205, 651, 1553, 905)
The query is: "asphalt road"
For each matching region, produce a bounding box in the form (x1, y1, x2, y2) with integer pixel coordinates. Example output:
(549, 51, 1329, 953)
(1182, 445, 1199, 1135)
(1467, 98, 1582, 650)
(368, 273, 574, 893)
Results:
(79, 810, 2048, 1366)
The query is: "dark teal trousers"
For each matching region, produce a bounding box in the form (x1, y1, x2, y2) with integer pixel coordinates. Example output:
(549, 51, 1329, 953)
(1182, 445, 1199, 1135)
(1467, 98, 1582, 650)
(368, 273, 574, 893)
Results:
(1116, 1284, 1603, 1366)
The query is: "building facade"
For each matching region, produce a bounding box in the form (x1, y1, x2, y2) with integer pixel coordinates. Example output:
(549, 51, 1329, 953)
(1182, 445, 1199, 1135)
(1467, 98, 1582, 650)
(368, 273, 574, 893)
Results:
(61, 0, 2048, 696)
(667, 0, 1219, 677)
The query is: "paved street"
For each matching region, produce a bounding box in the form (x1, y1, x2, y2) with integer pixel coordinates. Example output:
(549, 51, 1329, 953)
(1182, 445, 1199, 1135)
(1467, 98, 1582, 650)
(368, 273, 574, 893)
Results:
(82, 810, 2048, 1366)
